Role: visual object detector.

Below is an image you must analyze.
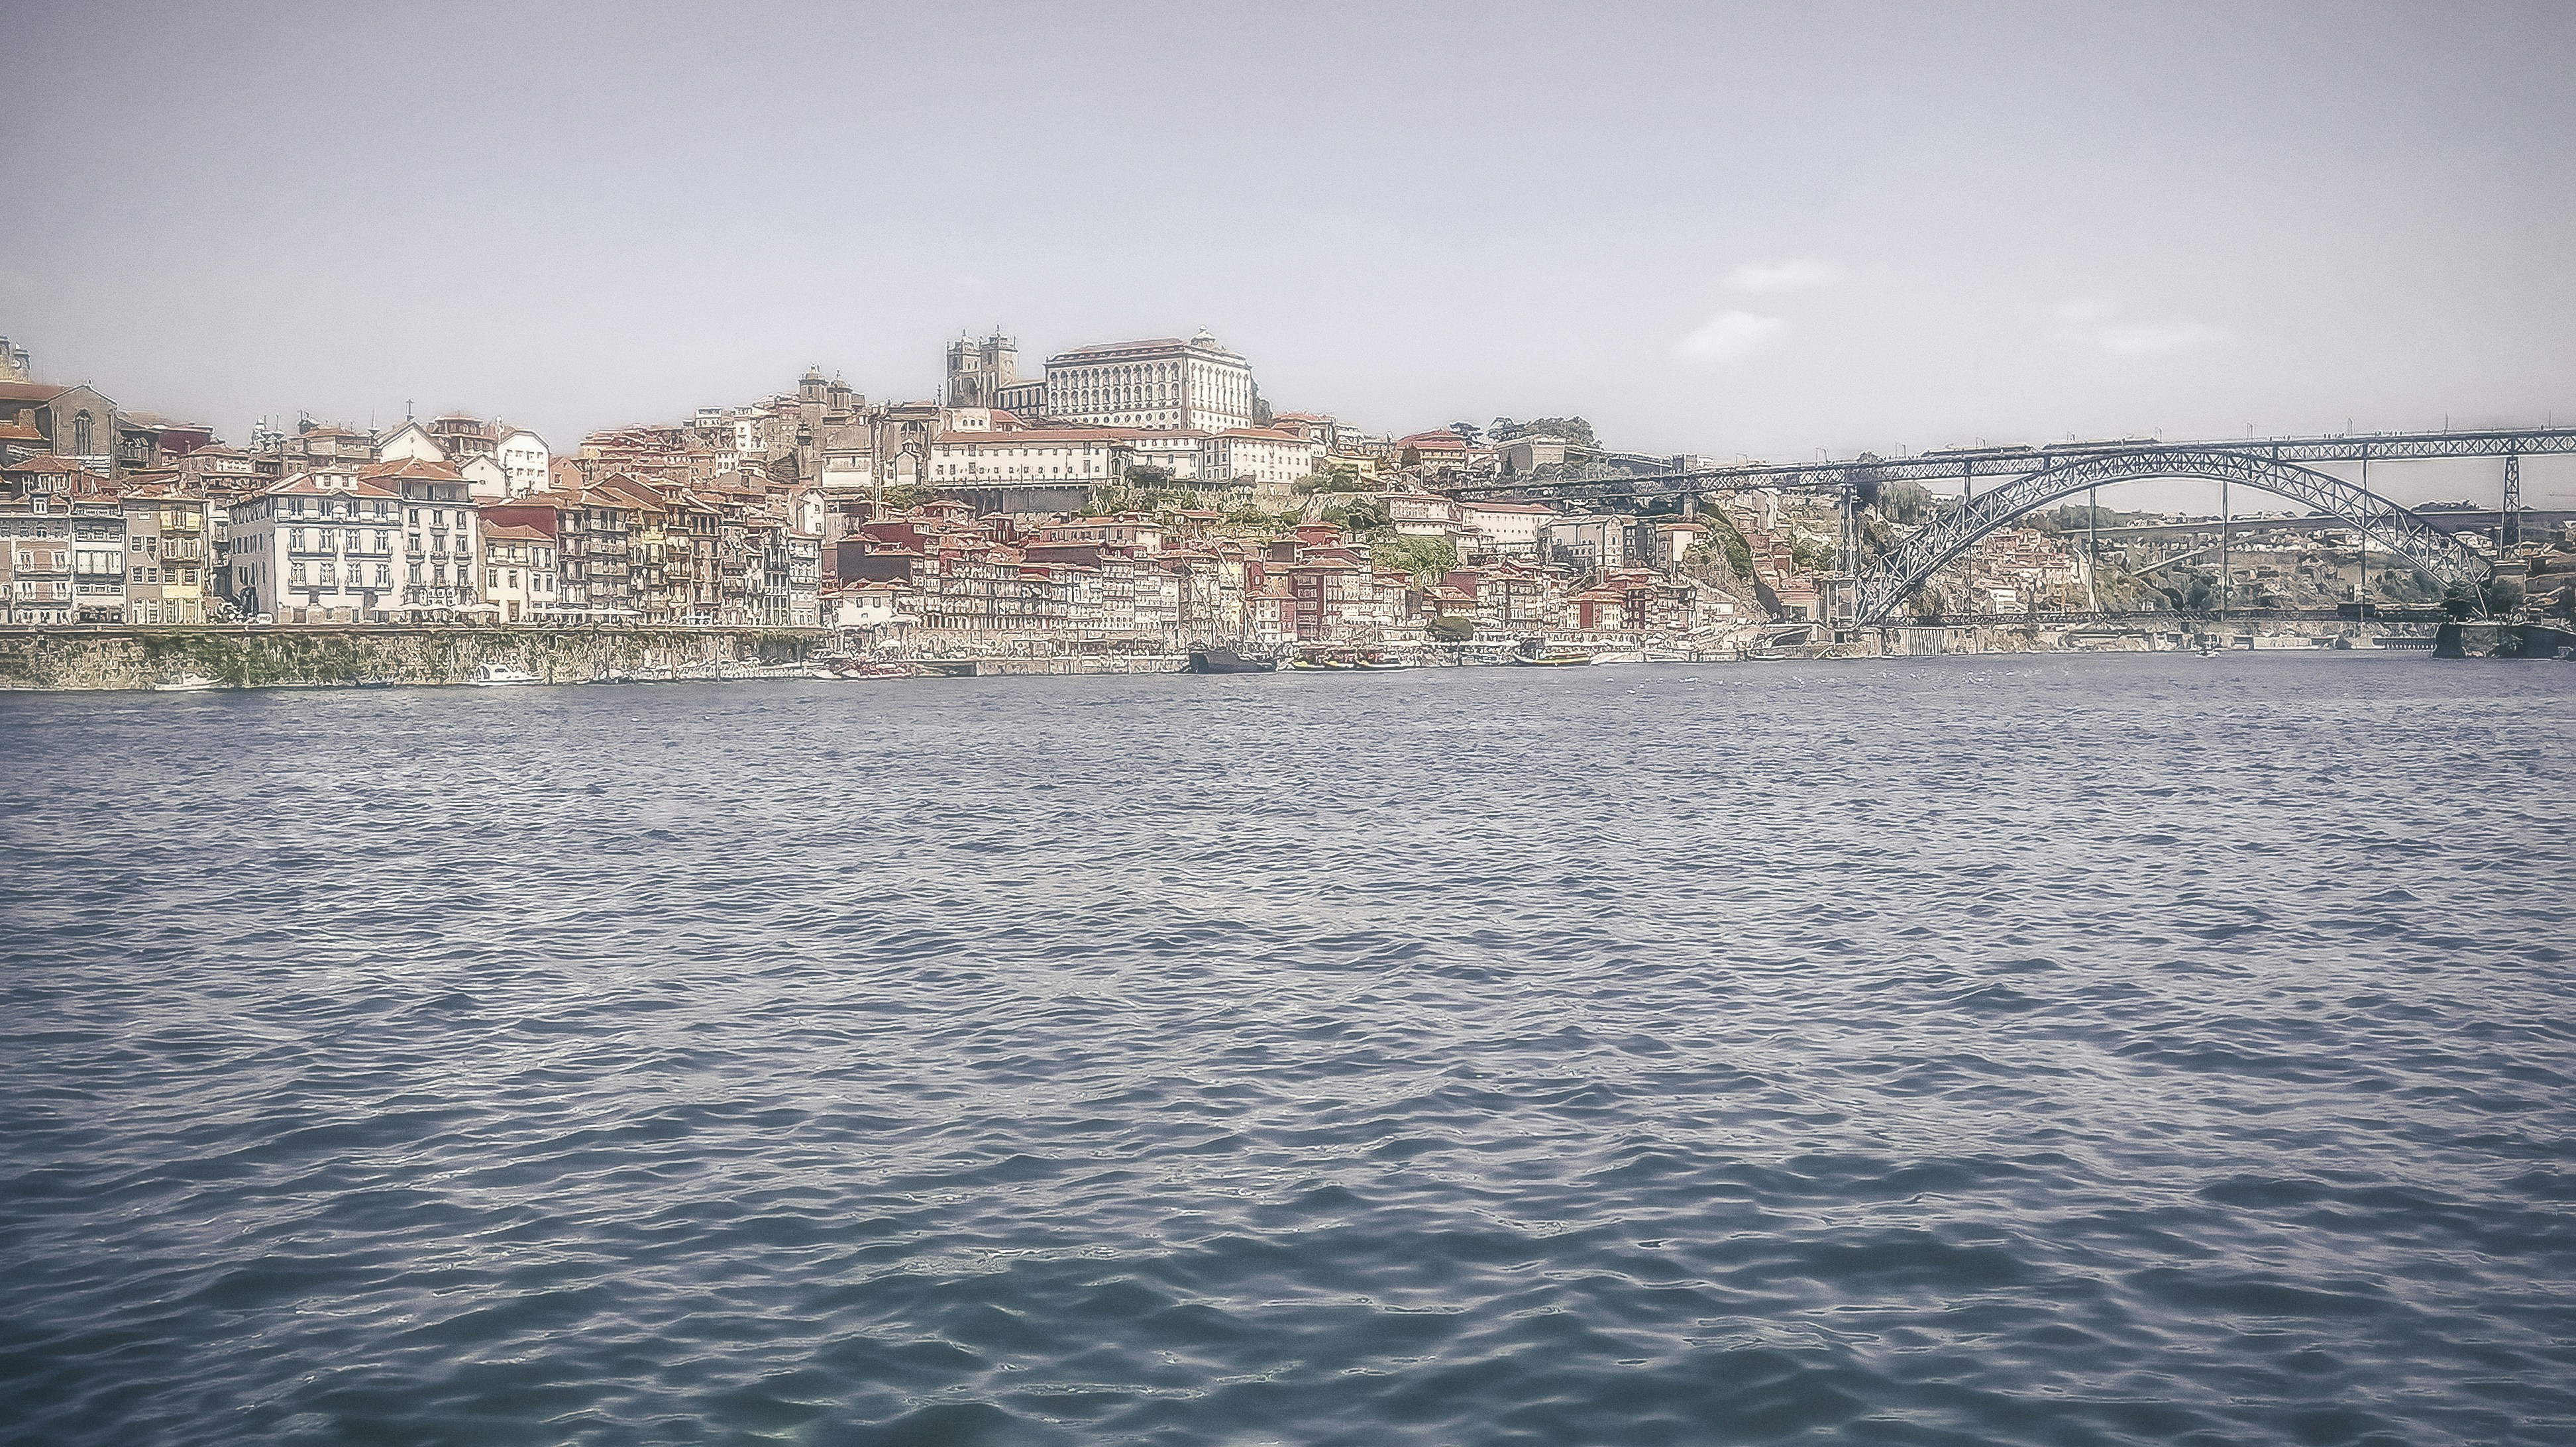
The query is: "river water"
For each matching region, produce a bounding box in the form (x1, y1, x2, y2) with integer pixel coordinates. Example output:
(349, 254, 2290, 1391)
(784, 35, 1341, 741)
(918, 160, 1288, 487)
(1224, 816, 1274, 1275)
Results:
(3, 655, 2571, 1445)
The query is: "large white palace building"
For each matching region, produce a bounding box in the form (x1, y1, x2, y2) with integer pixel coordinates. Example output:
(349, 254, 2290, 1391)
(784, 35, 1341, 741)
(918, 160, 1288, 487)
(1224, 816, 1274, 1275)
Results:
(944, 328, 1261, 434)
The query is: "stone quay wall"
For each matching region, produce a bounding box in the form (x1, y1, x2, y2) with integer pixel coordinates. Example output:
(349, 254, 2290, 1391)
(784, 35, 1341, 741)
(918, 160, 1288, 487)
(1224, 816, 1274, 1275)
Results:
(0, 626, 823, 692)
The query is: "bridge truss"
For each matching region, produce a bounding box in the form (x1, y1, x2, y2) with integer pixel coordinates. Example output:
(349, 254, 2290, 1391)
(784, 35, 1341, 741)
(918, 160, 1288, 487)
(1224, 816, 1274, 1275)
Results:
(1851, 449, 2493, 625)
(1438, 427, 2576, 506)
(1432, 427, 2574, 627)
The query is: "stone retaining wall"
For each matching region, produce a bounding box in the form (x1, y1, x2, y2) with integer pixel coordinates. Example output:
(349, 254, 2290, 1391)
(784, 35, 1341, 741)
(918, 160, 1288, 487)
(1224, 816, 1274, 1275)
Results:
(0, 627, 822, 692)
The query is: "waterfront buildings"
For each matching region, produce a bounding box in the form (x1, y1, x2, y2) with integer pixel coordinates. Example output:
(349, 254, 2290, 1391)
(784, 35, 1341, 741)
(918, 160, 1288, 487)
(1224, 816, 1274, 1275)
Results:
(0, 323, 2235, 645)
(0, 498, 120, 623)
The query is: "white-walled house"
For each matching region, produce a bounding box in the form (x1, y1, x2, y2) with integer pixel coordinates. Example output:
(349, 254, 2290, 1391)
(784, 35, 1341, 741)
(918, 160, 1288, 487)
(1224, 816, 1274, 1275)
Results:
(824, 580, 916, 645)
(494, 427, 550, 494)
(374, 422, 445, 464)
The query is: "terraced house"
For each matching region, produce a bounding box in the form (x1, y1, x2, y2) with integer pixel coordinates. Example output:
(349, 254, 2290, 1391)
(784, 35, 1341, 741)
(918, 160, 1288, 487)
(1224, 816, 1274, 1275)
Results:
(120, 485, 213, 624)
(478, 524, 558, 623)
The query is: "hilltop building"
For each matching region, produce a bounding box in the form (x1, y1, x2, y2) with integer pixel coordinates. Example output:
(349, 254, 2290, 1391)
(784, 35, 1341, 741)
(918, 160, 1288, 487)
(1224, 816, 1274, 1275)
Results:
(1043, 331, 1260, 432)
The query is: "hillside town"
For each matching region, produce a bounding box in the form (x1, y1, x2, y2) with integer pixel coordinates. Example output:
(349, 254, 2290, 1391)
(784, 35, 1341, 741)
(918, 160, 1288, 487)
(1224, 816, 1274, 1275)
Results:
(2, 327, 2566, 657)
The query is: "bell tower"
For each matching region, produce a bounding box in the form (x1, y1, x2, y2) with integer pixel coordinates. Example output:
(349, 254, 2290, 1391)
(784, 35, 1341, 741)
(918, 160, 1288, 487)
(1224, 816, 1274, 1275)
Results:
(944, 329, 1018, 407)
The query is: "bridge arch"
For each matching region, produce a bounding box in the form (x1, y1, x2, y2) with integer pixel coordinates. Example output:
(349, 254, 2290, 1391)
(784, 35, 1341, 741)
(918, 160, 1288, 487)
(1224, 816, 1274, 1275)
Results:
(1852, 447, 2493, 625)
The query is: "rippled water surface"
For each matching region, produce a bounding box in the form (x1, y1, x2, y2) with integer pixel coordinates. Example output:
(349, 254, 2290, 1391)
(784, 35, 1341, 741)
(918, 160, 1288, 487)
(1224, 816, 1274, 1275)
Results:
(5, 655, 2574, 1445)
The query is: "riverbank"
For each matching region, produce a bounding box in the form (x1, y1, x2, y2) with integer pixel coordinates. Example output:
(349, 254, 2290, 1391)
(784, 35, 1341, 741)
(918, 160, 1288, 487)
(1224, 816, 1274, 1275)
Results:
(3, 619, 2552, 690)
(0, 625, 820, 692)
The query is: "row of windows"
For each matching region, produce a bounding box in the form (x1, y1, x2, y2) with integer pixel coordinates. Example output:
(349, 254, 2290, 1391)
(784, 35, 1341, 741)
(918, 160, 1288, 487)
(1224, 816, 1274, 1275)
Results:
(288, 563, 397, 590)
(280, 496, 395, 520)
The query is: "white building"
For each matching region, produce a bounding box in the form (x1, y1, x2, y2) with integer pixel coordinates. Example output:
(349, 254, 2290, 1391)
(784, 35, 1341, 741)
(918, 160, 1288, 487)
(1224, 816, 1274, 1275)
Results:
(1037, 515, 1166, 554)
(1542, 511, 1633, 573)
(1044, 331, 1258, 432)
(824, 580, 915, 642)
(927, 428, 1134, 488)
(1198, 428, 1323, 490)
(494, 427, 550, 494)
(368, 458, 484, 616)
(1464, 501, 1556, 560)
(1127, 430, 1206, 481)
(227, 471, 406, 622)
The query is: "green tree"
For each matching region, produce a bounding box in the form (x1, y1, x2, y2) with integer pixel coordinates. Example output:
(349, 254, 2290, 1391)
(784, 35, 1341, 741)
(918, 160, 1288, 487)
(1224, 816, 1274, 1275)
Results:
(1872, 482, 1933, 527)
(1370, 533, 1459, 585)
(1489, 416, 1598, 448)
(1702, 509, 1755, 576)
(1291, 469, 1369, 496)
(1324, 496, 1391, 533)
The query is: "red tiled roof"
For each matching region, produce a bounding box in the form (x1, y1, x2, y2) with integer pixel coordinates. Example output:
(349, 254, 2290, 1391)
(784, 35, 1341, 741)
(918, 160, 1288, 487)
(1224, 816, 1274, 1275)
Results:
(0, 381, 68, 403)
(259, 473, 400, 499)
(359, 456, 466, 482)
(4, 453, 93, 474)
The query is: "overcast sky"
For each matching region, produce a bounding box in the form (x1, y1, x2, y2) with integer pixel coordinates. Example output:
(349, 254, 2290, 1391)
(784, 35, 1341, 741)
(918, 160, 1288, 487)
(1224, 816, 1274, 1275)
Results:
(4, 0, 2571, 503)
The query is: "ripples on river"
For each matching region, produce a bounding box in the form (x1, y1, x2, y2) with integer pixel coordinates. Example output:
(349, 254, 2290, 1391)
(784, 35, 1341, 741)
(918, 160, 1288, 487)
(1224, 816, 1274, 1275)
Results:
(3, 655, 2572, 1444)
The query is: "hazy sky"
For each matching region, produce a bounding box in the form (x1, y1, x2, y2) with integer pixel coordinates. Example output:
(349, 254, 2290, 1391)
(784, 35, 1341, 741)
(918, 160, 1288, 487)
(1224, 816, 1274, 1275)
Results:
(5, 0, 2573, 502)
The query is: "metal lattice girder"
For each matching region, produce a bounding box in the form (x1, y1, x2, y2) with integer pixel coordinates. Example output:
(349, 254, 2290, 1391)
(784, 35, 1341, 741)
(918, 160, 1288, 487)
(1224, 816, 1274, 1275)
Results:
(1851, 447, 2493, 625)
(2503, 453, 2522, 548)
(1439, 426, 2576, 506)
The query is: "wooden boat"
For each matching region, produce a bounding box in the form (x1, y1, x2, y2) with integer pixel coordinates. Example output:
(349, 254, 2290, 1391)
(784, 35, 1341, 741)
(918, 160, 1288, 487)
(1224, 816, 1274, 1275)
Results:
(1508, 650, 1594, 667)
(1187, 647, 1276, 674)
(1289, 647, 1358, 670)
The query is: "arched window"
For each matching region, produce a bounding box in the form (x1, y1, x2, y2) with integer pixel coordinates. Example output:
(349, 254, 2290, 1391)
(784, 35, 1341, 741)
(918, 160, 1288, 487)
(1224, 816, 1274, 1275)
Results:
(73, 412, 93, 457)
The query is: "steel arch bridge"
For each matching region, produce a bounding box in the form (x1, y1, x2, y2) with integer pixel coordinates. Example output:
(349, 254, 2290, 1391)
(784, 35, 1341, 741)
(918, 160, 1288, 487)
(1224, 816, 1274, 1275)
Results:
(1852, 447, 2491, 625)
